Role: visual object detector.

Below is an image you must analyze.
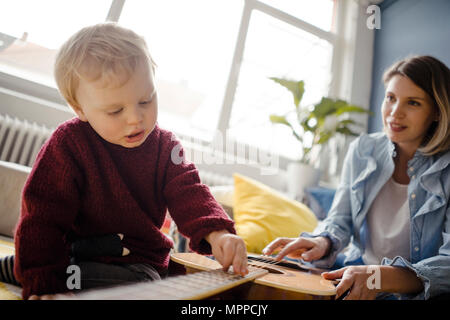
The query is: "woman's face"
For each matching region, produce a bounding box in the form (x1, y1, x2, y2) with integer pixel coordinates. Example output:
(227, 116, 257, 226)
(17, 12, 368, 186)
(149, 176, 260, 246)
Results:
(382, 75, 437, 153)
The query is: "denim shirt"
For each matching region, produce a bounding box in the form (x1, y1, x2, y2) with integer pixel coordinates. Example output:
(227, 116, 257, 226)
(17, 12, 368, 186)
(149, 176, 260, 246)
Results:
(302, 132, 450, 300)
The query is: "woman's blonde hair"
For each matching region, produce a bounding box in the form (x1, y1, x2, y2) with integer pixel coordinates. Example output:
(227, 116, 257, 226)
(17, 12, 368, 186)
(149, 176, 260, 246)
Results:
(383, 55, 450, 156)
(54, 22, 156, 108)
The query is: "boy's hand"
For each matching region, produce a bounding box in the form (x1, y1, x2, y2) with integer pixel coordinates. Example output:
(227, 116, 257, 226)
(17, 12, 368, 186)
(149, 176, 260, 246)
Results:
(205, 230, 248, 276)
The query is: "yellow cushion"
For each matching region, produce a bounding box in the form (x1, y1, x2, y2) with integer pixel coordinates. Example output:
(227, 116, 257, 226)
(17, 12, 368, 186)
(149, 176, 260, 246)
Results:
(232, 173, 318, 254)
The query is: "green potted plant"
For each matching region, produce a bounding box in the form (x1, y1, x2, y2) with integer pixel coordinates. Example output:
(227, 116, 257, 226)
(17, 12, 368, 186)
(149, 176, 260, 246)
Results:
(269, 77, 371, 198)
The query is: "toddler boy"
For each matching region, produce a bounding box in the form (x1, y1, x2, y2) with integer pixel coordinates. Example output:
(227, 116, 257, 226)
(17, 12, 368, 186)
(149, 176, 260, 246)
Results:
(13, 23, 248, 300)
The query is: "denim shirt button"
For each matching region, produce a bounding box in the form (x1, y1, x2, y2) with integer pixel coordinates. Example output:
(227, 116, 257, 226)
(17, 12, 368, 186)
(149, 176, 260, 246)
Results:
(411, 193, 416, 200)
(414, 246, 419, 252)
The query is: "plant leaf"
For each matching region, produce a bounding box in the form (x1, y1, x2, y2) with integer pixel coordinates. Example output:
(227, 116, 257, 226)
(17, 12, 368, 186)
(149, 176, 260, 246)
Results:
(269, 114, 303, 143)
(269, 114, 290, 126)
(336, 126, 359, 136)
(316, 132, 333, 145)
(312, 97, 337, 119)
(269, 77, 305, 108)
(335, 105, 371, 115)
(337, 119, 364, 127)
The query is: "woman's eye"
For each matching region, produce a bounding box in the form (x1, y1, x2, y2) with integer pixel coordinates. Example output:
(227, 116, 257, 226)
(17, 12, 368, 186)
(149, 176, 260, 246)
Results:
(408, 100, 420, 106)
(385, 95, 394, 102)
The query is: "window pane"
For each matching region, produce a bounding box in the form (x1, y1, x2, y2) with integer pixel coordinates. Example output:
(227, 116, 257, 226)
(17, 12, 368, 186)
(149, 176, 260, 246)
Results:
(119, 0, 243, 140)
(227, 10, 333, 160)
(259, 0, 336, 32)
(0, 0, 112, 86)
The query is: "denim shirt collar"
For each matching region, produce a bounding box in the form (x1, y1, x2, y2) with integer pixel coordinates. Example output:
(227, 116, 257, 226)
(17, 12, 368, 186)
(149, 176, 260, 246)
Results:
(407, 149, 428, 173)
(390, 141, 449, 216)
(389, 140, 428, 172)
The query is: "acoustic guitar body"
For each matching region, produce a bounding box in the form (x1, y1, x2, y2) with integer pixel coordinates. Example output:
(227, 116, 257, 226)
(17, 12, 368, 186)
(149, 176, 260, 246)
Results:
(170, 252, 337, 300)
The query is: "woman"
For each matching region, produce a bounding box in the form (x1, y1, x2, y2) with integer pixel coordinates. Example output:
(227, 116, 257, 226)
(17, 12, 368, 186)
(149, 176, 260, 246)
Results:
(263, 55, 450, 300)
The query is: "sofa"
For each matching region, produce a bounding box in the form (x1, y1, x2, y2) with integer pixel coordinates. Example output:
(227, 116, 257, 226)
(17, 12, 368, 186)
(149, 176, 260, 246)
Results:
(0, 160, 30, 239)
(0, 160, 29, 299)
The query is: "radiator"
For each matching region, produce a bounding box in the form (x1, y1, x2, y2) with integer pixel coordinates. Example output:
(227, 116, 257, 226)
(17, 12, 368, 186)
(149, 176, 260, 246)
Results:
(0, 114, 54, 167)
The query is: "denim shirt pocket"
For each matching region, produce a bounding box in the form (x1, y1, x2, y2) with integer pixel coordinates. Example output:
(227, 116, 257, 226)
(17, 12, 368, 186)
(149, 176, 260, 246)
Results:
(350, 187, 363, 216)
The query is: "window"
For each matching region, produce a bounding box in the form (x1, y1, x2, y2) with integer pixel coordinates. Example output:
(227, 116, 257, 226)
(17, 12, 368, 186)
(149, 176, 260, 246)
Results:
(1, 0, 337, 162)
(259, 0, 335, 31)
(0, 0, 112, 87)
(227, 8, 334, 160)
(119, 0, 243, 141)
(119, 0, 337, 160)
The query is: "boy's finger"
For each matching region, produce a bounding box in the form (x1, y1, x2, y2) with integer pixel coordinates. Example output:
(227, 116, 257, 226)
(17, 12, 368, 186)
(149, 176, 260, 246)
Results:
(232, 243, 248, 275)
(231, 257, 243, 275)
(219, 245, 233, 272)
(122, 247, 130, 256)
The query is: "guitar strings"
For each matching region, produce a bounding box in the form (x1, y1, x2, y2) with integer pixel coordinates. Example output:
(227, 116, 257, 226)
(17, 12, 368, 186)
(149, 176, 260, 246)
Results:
(249, 255, 285, 266)
(247, 255, 287, 268)
(248, 255, 327, 276)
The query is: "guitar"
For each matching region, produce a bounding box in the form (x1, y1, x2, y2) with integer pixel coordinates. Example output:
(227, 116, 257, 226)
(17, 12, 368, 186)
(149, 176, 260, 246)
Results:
(170, 252, 337, 300)
(67, 264, 268, 300)
(62, 253, 336, 300)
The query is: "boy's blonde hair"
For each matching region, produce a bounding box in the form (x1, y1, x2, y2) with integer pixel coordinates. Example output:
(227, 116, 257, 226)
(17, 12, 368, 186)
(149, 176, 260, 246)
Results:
(54, 22, 156, 108)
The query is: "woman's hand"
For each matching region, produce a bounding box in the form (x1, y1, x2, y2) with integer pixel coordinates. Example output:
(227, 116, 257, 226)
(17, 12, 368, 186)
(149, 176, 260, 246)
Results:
(322, 266, 380, 300)
(262, 236, 331, 262)
(206, 230, 248, 276)
(323, 265, 423, 299)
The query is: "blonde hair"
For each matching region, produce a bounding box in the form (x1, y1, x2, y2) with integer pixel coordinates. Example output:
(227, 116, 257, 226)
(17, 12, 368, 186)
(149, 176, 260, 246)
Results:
(383, 55, 450, 156)
(54, 22, 156, 108)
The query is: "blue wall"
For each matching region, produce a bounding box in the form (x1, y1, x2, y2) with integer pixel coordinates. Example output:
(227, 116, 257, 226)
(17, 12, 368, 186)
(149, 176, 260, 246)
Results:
(368, 0, 450, 133)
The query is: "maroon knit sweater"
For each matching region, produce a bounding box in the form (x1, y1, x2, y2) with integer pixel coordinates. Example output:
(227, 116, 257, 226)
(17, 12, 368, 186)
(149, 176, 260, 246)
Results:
(14, 118, 235, 299)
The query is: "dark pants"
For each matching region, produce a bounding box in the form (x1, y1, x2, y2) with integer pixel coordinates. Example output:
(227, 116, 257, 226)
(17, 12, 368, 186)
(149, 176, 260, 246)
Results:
(77, 261, 162, 290)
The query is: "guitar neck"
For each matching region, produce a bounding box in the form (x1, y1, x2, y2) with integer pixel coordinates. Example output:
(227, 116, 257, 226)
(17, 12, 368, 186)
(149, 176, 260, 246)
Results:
(68, 267, 268, 300)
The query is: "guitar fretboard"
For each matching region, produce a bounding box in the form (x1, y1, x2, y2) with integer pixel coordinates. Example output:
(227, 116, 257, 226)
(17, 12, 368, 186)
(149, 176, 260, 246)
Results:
(68, 267, 268, 300)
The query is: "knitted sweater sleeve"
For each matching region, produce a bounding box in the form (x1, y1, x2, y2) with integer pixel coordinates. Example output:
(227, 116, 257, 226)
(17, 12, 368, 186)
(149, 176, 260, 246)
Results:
(161, 133, 235, 254)
(14, 128, 82, 299)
